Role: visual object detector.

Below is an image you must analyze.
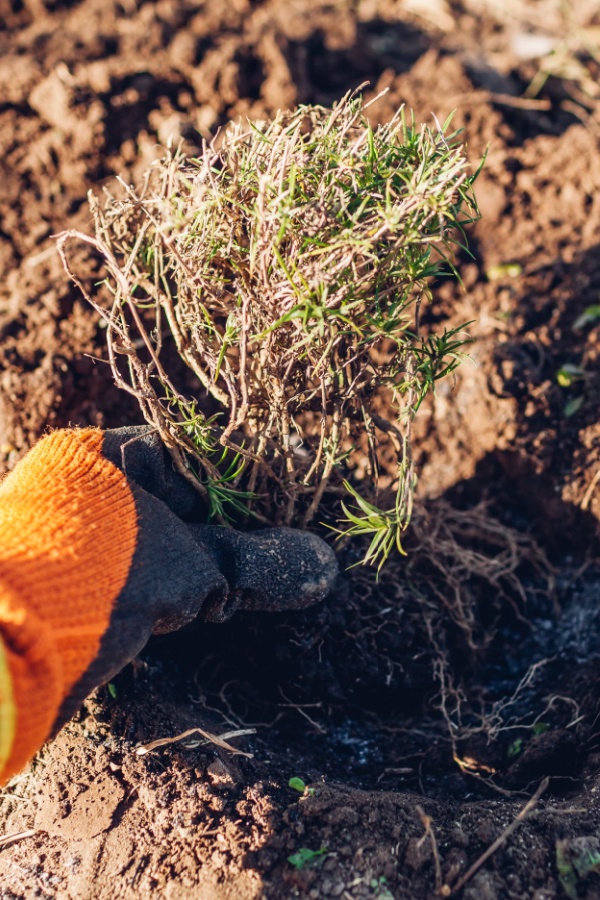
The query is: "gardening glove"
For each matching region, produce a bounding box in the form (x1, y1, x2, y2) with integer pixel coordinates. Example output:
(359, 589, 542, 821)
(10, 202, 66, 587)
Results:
(0, 427, 337, 784)
(100, 426, 337, 620)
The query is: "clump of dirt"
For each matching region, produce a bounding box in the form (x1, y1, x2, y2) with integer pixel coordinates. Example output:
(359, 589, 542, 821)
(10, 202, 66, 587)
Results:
(2, 2, 600, 898)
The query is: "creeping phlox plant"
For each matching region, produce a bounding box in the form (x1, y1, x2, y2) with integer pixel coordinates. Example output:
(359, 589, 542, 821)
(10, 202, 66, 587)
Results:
(60, 90, 481, 569)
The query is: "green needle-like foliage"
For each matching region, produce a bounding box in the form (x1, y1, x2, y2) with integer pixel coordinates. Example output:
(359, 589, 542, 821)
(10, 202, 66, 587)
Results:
(59, 89, 481, 568)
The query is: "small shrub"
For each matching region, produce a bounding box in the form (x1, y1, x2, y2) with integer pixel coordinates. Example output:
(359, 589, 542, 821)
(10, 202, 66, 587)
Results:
(59, 90, 481, 568)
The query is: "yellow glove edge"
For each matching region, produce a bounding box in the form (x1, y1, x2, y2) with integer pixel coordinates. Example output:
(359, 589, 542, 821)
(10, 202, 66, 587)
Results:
(0, 634, 15, 774)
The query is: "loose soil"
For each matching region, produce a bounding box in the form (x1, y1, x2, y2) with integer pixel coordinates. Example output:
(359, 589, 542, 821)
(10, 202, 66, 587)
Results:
(2, 2, 600, 898)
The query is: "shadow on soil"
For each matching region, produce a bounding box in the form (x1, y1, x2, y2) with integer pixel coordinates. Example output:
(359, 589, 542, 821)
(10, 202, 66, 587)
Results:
(111, 447, 600, 801)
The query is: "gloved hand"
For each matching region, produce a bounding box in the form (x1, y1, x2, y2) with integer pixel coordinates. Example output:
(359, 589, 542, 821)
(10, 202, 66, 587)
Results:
(0, 426, 337, 782)
(100, 425, 337, 620)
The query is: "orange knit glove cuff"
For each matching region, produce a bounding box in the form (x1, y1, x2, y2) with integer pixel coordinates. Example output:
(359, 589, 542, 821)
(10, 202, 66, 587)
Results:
(0, 429, 138, 782)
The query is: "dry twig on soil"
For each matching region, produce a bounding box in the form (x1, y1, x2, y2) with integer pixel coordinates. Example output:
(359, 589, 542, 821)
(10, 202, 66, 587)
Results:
(441, 777, 549, 895)
(136, 726, 256, 758)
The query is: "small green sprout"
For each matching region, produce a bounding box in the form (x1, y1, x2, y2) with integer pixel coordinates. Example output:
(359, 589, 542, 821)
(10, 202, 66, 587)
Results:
(370, 875, 394, 898)
(288, 776, 315, 796)
(508, 724, 550, 759)
(486, 263, 522, 281)
(556, 364, 585, 388)
(574, 846, 600, 877)
(557, 838, 600, 900)
(564, 396, 584, 418)
(557, 841, 578, 900)
(287, 847, 328, 869)
(532, 722, 550, 736)
(573, 305, 600, 331)
(507, 737, 524, 759)
(107, 683, 118, 700)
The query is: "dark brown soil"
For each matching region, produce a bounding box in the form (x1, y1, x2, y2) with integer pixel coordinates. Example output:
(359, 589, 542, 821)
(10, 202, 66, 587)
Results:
(2, 2, 600, 898)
